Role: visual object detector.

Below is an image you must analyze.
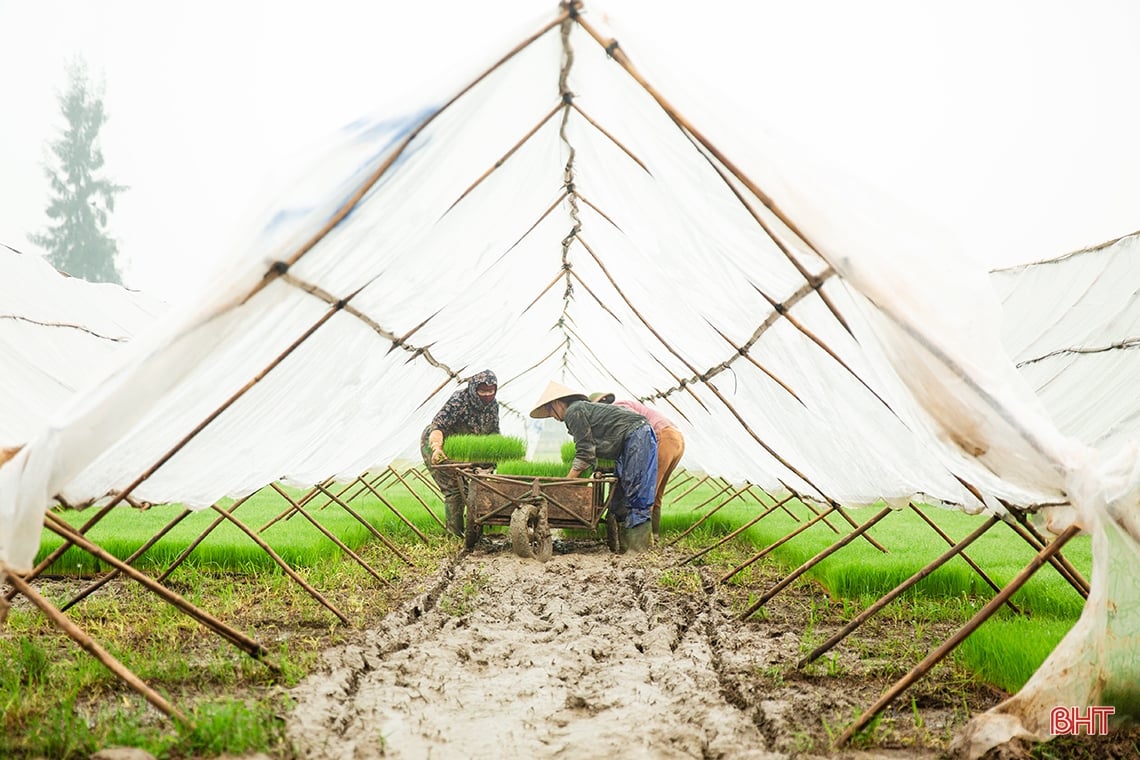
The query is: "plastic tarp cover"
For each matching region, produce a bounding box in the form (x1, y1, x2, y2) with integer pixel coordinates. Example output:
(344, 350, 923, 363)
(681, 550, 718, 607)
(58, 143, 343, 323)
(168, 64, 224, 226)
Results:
(1, 5, 1138, 751)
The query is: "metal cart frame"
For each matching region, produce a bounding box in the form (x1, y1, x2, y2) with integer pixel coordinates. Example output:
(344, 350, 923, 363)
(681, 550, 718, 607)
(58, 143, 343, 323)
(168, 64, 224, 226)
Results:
(452, 464, 619, 560)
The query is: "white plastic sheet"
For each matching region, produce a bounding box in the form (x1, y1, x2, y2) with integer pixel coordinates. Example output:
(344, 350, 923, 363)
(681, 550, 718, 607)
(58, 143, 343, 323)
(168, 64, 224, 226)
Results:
(2, 5, 1138, 750)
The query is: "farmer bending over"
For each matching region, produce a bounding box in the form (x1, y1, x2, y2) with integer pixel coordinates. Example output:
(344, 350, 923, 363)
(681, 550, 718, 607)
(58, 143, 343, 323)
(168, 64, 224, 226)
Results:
(530, 381, 657, 552)
(590, 391, 685, 542)
(421, 369, 499, 536)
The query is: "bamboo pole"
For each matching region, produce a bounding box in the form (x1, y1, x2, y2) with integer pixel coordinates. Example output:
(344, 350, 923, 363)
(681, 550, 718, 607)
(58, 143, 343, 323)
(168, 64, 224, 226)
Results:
(574, 13, 853, 334)
(745, 485, 801, 523)
(719, 506, 840, 584)
(666, 484, 754, 542)
(269, 482, 391, 585)
(43, 513, 277, 666)
(356, 478, 430, 543)
(389, 465, 446, 528)
(686, 481, 733, 512)
(909, 504, 1020, 615)
(444, 103, 563, 214)
(664, 469, 696, 496)
(314, 484, 414, 566)
(5, 501, 118, 600)
(61, 506, 194, 612)
(210, 505, 350, 625)
(835, 525, 1081, 747)
(779, 481, 887, 553)
(262, 477, 337, 527)
(156, 492, 257, 584)
(798, 515, 1000, 667)
(4, 565, 193, 727)
(787, 493, 840, 535)
(671, 473, 713, 503)
(1007, 509, 1090, 597)
(85, 304, 344, 523)
(739, 506, 893, 619)
(675, 493, 796, 565)
(570, 102, 650, 173)
(248, 11, 570, 295)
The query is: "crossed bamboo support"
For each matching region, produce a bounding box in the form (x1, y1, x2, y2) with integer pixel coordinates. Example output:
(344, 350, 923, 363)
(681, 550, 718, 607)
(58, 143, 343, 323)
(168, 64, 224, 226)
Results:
(3, 564, 192, 727)
(798, 515, 1002, 667)
(738, 506, 894, 620)
(836, 524, 1081, 747)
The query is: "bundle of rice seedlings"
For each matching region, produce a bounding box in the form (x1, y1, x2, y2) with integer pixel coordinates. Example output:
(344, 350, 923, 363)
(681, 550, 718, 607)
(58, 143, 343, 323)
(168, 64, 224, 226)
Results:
(559, 441, 614, 470)
(443, 434, 527, 462)
(494, 460, 569, 478)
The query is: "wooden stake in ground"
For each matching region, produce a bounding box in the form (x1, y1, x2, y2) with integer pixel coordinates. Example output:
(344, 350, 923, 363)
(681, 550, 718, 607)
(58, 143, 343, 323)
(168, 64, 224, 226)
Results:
(43, 512, 279, 666)
(739, 506, 893, 619)
(3, 562, 192, 726)
(798, 515, 1000, 667)
(835, 524, 1081, 747)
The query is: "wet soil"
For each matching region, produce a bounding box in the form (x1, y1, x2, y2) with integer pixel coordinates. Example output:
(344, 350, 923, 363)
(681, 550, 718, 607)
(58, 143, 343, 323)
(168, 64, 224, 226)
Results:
(285, 537, 1003, 759)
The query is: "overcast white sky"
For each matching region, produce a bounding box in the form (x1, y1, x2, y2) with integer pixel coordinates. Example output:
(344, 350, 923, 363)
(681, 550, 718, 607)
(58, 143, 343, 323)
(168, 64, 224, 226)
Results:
(3, 1, 1140, 304)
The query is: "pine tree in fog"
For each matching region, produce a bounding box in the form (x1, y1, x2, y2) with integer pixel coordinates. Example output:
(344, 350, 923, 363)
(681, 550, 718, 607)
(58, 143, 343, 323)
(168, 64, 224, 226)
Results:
(32, 58, 128, 284)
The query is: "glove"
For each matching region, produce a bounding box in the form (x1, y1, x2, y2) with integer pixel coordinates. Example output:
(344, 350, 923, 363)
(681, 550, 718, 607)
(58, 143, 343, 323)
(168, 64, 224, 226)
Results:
(429, 430, 446, 464)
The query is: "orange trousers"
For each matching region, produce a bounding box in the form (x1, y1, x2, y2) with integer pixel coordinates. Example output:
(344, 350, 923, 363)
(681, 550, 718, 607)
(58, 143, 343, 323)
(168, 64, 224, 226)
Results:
(652, 426, 685, 536)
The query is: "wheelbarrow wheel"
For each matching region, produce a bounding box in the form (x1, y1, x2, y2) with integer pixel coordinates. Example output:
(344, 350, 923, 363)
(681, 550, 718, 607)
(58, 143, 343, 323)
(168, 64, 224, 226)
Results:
(604, 511, 620, 553)
(510, 503, 552, 562)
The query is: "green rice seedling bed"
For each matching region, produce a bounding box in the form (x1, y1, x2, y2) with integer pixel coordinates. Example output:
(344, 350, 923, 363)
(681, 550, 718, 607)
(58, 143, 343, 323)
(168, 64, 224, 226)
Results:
(560, 440, 614, 469)
(492, 460, 569, 478)
(443, 434, 526, 462)
(32, 469, 1095, 696)
(665, 478, 1091, 692)
(35, 476, 446, 575)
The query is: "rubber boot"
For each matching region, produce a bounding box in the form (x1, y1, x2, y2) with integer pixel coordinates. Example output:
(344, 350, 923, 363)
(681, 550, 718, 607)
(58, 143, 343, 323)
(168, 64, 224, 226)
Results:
(444, 495, 465, 537)
(651, 505, 662, 543)
(623, 521, 651, 553)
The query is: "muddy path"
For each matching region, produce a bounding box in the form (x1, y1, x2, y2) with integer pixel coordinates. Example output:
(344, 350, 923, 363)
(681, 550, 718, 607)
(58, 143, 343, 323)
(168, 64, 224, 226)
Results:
(286, 538, 991, 759)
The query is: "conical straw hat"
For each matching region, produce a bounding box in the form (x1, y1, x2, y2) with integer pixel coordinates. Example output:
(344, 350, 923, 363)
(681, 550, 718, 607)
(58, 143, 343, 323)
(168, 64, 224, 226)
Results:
(530, 381, 588, 418)
(588, 391, 615, 404)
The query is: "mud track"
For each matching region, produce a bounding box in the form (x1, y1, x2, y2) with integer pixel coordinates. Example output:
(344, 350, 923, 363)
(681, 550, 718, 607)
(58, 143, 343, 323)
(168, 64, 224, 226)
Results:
(286, 538, 975, 759)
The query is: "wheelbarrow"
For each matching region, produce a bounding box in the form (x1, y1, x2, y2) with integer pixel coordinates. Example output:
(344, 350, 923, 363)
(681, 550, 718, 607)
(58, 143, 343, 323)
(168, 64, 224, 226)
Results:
(456, 465, 619, 561)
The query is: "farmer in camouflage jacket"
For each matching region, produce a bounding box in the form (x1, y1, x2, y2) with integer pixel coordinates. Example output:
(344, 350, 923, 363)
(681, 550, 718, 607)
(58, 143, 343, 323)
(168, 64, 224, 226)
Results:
(421, 369, 500, 536)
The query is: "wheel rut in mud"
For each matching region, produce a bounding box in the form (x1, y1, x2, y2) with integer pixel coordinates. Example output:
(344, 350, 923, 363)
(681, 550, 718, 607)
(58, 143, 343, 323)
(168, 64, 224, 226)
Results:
(286, 539, 973, 759)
